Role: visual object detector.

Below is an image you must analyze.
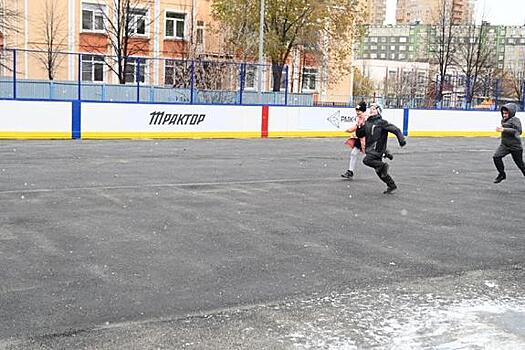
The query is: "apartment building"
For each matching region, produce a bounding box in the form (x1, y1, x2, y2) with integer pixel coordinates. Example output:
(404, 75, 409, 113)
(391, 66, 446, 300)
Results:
(396, 0, 474, 25)
(0, 0, 220, 86)
(0, 0, 361, 103)
(354, 23, 525, 107)
(363, 0, 387, 25)
(355, 24, 521, 69)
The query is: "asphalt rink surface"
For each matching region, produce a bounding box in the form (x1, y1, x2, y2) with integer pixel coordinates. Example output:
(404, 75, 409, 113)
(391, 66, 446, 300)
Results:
(0, 137, 524, 349)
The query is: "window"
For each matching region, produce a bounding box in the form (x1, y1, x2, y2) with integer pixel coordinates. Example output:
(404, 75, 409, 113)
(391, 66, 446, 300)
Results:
(399, 37, 407, 43)
(164, 60, 192, 87)
(125, 57, 146, 83)
(302, 68, 317, 91)
(280, 68, 288, 91)
(244, 65, 258, 89)
(400, 45, 406, 51)
(82, 3, 105, 32)
(129, 9, 148, 35)
(380, 53, 386, 58)
(370, 45, 377, 50)
(381, 37, 387, 43)
(399, 53, 406, 59)
(196, 20, 204, 45)
(164, 60, 175, 86)
(81, 55, 104, 82)
(370, 53, 377, 59)
(166, 12, 185, 39)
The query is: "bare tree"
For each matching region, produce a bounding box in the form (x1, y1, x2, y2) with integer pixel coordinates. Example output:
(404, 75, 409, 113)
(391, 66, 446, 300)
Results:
(0, 0, 21, 38)
(383, 67, 422, 108)
(0, 0, 22, 71)
(83, 0, 155, 84)
(33, 0, 67, 80)
(164, 17, 236, 94)
(500, 66, 525, 104)
(430, 0, 456, 106)
(456, 22, 495, 107)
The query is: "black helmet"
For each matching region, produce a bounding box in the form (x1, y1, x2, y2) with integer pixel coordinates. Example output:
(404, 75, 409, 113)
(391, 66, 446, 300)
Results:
(355, 101, 367, 112)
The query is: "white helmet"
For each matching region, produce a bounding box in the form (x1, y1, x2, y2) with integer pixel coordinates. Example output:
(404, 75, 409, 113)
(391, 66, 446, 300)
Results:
(370, 103, 382, 114)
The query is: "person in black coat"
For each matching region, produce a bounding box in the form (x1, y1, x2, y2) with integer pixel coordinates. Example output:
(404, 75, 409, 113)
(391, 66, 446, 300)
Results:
(493, 103, 525, 183)
(356, 103, 406, 194)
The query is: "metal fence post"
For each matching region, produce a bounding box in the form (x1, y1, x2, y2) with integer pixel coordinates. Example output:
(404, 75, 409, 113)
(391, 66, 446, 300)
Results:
(284, 65, 289, 106)
(239, 63, 245, 105)
(522, 80, 525, 111)
(77, 53, 81, 100)
(494, 79, 500, 110)
(136, 62, 140, 103)
(12, 49, 17, 99)
(465, 76, 470, 110)
(190, 60, 195, 104)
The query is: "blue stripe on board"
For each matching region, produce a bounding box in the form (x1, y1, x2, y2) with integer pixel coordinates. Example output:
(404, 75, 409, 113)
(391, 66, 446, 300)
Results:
(403, 108, 409, 136)
(72, 100, 81, 139)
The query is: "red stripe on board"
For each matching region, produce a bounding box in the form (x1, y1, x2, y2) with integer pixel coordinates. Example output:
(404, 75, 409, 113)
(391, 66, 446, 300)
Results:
(261, 105, 269, 138)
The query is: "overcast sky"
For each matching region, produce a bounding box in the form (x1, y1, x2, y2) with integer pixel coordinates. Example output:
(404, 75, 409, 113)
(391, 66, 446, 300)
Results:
(385, 0, 525, 26)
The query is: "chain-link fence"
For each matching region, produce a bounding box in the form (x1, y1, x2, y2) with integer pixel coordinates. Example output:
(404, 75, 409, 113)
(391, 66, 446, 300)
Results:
(1, 48, 524, 109)
(352, 61, 525, 110)
(0, 48, 313, 105)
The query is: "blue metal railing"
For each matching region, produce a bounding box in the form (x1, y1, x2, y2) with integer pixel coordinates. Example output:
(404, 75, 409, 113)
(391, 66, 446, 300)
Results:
(1, 48, 520, 109)
(0, 48, 313, 106)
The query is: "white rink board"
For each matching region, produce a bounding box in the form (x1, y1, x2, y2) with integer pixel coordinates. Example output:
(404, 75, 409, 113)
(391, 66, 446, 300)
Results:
(409, 109, 499, 132)
(268, 107, 405, 133)
(81, 103, 262, 136)
(409, 109, 525, 133)
(0, 100, 71, 132)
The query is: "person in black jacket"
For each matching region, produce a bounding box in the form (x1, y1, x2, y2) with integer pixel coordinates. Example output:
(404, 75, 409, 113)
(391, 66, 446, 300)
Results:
(493, 103, 525, 183)
(356, 103, 406, 194)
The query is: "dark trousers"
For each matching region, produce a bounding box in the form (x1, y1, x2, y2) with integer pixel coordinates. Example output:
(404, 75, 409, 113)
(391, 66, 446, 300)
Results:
(363, 154, 396, 187)
(493, 146, 525, 176)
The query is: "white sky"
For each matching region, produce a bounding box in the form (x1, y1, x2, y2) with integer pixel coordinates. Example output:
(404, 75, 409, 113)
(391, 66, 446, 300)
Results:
(385, 0, 525, 26)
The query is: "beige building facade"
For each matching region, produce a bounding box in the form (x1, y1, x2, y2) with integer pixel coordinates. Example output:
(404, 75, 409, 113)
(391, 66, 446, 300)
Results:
(0, 0, 357, 103)
(363, 0, 387, 25)
(396, 0, 474, 25)
(1, 0, 224, 85)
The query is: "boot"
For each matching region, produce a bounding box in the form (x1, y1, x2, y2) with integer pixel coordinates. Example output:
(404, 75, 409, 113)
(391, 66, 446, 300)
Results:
(494, 173, 506, 183)
(383, 184, 398, 194)
(380, 173, 397, 194)
(341, 170, 354, 179)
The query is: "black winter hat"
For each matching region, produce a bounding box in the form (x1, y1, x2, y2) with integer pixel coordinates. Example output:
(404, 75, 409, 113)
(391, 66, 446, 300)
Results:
(355, 101, 367, 112)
